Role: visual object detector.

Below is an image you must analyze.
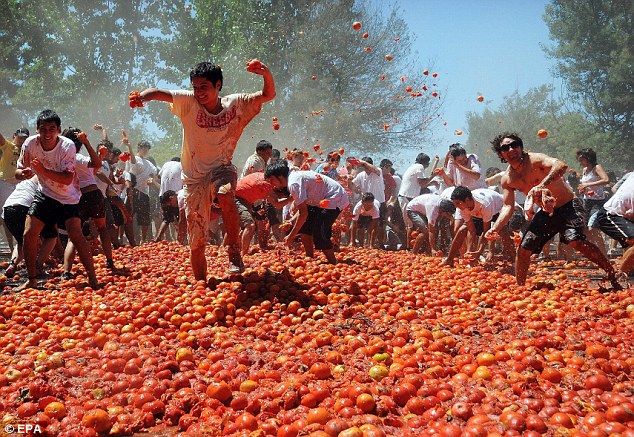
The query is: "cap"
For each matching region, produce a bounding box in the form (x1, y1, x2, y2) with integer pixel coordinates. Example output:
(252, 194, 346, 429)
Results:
(15, 128, 29, 137)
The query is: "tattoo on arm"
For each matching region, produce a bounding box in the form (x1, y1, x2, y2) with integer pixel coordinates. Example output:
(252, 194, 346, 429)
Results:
(540, 161, 567, 187)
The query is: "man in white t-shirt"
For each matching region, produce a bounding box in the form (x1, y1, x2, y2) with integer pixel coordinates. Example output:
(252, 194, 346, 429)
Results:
(265, 161, 349, 264)
(406, 193, 456, 254)
(399, 153, 431, 208)
(597, 172, 634, 275)
(15, 110, 98, 290)
(443, 186, 513, 266)
(349, 192, 380, 247)
(159, 157, 183, 196)
(132, 60, 275, 278)
(240, 140, 272, 178)
(439, 144, 486, 190)
(349, 157, 386, 244)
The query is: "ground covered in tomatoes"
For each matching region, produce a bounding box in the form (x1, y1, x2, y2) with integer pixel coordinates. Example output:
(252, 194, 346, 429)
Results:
(0, 241, 632, 436)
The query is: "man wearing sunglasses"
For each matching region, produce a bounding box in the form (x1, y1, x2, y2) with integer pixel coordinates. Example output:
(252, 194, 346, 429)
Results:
(484, 133, 626, 289)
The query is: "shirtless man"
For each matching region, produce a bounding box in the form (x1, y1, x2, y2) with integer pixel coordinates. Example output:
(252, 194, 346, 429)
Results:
(484, 133, 624, 288)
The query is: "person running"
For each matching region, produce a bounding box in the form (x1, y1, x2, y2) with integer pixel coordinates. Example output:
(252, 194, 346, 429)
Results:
(265, 161, 349, 264)
(484, 133, 624, 288)
(15, 110, 98, 290)
(576, 148, 610, 255)
(130, 59, 275, 278)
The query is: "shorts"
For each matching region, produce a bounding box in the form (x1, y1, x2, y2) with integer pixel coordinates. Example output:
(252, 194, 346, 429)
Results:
(406, 210, 429, 232)
(28, 191, 79, 229)
(521, 198, 586, 254)
(470, 214, 499, 236)
(3, 205, 57, 243)
(298, 206, 341, 250)
(596, 209, 634, 248)
(378, 202, 388, 227)
(235, 199, 255, 228)
(109, 196, 131, 226)
(398, 195, 413, 210)
(583, 198, 605, 228)
(184, 164, 238, 249)
(78, 189, 106, 222)
(161, 205, 180, 224)
(132, 190, 151, 226)
(355, 215, 375, 230)
(104, 197, 115, 228)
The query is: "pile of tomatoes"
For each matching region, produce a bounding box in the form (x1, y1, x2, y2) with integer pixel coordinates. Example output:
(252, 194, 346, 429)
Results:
(0, 242, 632, 436)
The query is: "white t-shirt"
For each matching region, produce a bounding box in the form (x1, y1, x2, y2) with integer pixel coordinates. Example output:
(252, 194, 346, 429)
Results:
(17, 135, 80, 204)
(353, 169, 386, 203)
(75, 153, 97, 188)
(406, 194, 445, 226)
(159, 160, 183, 196)
(240, 153, 266, 178)
(447, 154, 487, 190)
(352, 199, 381, 221)
(126, 157, 157, 195)
(288, 171, 350, 211)
(603, 172, 634, 218)
(399, 163, 427, 198)
(455, 188, 504, 223)
(177, 189, 185, 211)
(95, 160, 111, 196)
(2, 177, 38, 211)
(168, 91, 263, 184)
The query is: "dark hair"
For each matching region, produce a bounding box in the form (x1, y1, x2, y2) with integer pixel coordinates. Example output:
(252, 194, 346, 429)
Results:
(264, 160, 290, 179)
(491, 132, 523, 161)
(61, 127, 82, 152)
(415, 153, 430, 166)
(361, 157, 373, 164)
(449, 144, 466, 158)
(138, 140, 151, 150)
(327, 152, 341, 163)
(486, 167, 502, 178)
(450, 186, 473, 202)
(36, 110, 61, 129)
(576, 148, 597, 167)
(271, 149, 281, 159)
(171, 156, 181, 162)
(159, 190, 177, 204)
(361, 192, 375, 203)
(439, 198, 456, 214)
(98, 139, 114, 151)
(380, 159, 392, 168)
(111, 147, 122, 157)
(190, 62, 223, 91)
(256, 140, 273, 153)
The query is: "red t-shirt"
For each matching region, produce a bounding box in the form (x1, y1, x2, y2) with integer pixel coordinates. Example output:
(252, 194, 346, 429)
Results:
(235, 172, 275, 204)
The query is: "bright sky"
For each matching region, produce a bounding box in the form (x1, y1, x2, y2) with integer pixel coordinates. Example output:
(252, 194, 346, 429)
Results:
(390, 0, 560, 168)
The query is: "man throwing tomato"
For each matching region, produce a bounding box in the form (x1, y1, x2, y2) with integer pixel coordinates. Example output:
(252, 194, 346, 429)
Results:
(129, 60, 275, 279)
(484, 133, 625, 288)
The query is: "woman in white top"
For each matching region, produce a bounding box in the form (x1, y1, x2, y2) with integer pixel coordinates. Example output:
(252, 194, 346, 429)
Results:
(577, 148, 610, 254)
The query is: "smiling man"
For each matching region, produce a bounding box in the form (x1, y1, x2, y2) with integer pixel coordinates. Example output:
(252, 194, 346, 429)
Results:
(484, 132, 625, 288)
(131, 60, 275, 279)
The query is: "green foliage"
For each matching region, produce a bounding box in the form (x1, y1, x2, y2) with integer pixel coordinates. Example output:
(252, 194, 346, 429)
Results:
(544, 0, 634, 167)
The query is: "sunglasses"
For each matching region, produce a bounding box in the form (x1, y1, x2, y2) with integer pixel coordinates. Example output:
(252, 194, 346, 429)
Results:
(499, 141, 521, 153)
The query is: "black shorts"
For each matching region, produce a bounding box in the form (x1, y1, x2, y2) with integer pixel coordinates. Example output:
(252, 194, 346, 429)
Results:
(406, 210, 429, 232)
(132, 190, 151, 226)
(355, 215, 375, 230)
(161, 205, 180, 224)
(596, 209, 634, 248)
(3, 205, 57, 243)
(378, 202, 388, 227)
(471, 214, 499, 236)
(298, 206, 341, 250)
(28, 191, 80, 229)
(521, 198, 586, 254)
(235, 199, 255, 228)
(79, 189, 106, 222)
(104, 197, 115, 228)
(109, 196, 129, 226)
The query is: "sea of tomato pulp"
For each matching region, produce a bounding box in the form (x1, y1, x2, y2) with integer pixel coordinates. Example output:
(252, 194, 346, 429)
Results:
(0, 241, 632, 436)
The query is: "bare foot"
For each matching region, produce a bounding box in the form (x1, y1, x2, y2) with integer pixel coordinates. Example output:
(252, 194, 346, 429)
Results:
(15, 278, 38, 292)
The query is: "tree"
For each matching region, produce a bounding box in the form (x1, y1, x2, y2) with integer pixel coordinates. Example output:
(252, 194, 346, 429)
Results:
(544, 0, 634, 167)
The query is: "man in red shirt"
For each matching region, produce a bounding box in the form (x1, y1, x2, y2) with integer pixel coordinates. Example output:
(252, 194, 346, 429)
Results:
(235, 171, 291, 255)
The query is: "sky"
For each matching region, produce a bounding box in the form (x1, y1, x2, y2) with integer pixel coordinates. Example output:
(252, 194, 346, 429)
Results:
(389, 0, 560, 167)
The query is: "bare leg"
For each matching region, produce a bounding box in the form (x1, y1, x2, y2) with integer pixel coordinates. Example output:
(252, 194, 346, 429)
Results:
(300, 234, 315, 258)
(17, 216, 45, 290)
(569, 239, 614, 275)
(65, 217, 99, 287)
(621, 244, 634, 274)
(323, 248, 337, 264)
(443, 225, 468, 266)
(63, 240, 75, 274)
(94, 218, 113, 265)
(190, 246, 206, 281)
(412, 232, 428, 254)
(241, 223, 255, 256)
(36, 237, 58, 274)
(515, 246, 533, 285)
(154, 221, 169, 243)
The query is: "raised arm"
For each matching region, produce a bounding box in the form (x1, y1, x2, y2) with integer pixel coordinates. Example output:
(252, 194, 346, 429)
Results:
(138, 88, 174, 104)
(76, 131, 101, 170)
(359, 160, 380, 176)
(247, 59, 276, 103)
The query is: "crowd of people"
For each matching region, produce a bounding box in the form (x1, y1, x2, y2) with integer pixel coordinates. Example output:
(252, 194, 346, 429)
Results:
(0, 59, 631, 291)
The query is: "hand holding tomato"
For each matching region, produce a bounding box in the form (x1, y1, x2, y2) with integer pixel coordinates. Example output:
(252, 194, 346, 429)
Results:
(120, 152, 131, 162)
(75, 131, 88, 144)
(31, 158, 45, 173)
(246, 59, 269, 75)
(128, 91, 144, 108)
(484, 229, 499, 241)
